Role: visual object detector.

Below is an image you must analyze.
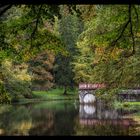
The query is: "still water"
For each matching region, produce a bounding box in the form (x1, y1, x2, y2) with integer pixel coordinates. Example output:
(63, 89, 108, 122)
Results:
(0, 100, 140, 136)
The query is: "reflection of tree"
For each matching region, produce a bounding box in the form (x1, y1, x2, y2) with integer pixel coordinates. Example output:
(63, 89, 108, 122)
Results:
(52, 105, 77, 135)
(0, 105, 32, 135)
(29, 102, 78, 136)
(29, 109, 54, 135)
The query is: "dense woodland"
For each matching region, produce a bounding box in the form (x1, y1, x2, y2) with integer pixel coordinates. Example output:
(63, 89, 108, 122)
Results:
(0, 4, 140, 103)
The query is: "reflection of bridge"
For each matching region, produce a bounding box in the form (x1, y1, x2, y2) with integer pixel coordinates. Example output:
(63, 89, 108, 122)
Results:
(79, 119, 136, 127)
(79, 101, 120, 120)
(79, 100, 135, 127)
(79, 100, 136, 127)
(76, 101, 139, 135)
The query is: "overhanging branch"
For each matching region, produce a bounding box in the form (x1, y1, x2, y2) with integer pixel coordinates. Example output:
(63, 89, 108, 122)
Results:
(129, 5, 135, 54)
(133, 5, 139, 33)
(0, 5, 12, 17)
(30, 5, 43, 49)
(111, 5, 131, 46)
(108, 5, 136, 57)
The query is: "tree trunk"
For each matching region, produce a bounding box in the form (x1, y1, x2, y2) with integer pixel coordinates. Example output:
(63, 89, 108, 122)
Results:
(63, 85, 67, 95)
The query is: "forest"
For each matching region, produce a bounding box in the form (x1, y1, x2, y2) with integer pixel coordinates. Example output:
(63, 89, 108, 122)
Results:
(0, 4, 140, 103)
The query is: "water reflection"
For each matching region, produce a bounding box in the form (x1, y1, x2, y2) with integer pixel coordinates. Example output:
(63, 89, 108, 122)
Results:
(0, 101, 77, 136)
(79, 103, 136, 128)
(0, 105, 33, 135)
(77, 101, 139, 135)
(79, 101, 121, 120)
(0, 100, 139, 135)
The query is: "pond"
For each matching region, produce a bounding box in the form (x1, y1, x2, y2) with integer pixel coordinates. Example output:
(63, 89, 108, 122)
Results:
(0, 100, 140, 136)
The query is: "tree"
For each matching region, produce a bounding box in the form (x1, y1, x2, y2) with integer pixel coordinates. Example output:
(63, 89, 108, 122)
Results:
(1, 59, 32, 101)
(72, 35, 95, 83)
(72, 5, 97, 84)
(0, 4, 12, 17)
(29, 50, 55, 91)
(74, 5, 140, 90)
(53, 7, 84, 95)
(0, 5, 65, 103)
(3, 5, 65, 61)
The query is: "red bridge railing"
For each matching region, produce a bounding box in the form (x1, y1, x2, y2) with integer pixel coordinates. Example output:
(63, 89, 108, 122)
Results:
(79, 83, 105, 90)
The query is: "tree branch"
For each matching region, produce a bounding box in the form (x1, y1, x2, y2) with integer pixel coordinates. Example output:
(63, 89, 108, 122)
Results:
(129, 5, 135, 54)
(109, 5, 135, 57)
(111, 6, 131, 47)
(30, 5, 43, 49)
(0, 5, 12, 17)
(132, 5, 139, 33)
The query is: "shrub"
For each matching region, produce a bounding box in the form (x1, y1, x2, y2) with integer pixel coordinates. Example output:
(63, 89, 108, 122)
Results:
(1, 59, 32, 101)
(0, 81, 11, 104)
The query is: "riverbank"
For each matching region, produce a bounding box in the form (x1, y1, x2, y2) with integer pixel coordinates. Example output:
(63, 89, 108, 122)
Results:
(117, 101, 140, 134)
(114, 101, 140, 110)
(14, 88, 79, 104)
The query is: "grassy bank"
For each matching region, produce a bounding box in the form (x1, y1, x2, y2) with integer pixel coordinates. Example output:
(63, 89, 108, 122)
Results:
(33, 88, 78, 100)
(114, 101, 140, 110)
(15, 88, 78, 104)
(115, 102, 140, 131)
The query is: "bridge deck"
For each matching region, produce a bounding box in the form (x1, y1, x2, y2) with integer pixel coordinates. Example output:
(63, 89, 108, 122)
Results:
(79, 83, 105, 90)
(118, 89, 140, 94)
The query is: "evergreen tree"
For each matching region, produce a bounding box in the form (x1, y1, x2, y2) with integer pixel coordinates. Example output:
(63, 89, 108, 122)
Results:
(53, 7, 84, 94)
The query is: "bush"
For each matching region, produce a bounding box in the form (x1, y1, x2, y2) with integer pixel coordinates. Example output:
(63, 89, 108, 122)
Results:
(95, 88, 120, 102)
(1, 59, 32, 101)
(0, 82, 11, 104)
(0, 92, 11, 104)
